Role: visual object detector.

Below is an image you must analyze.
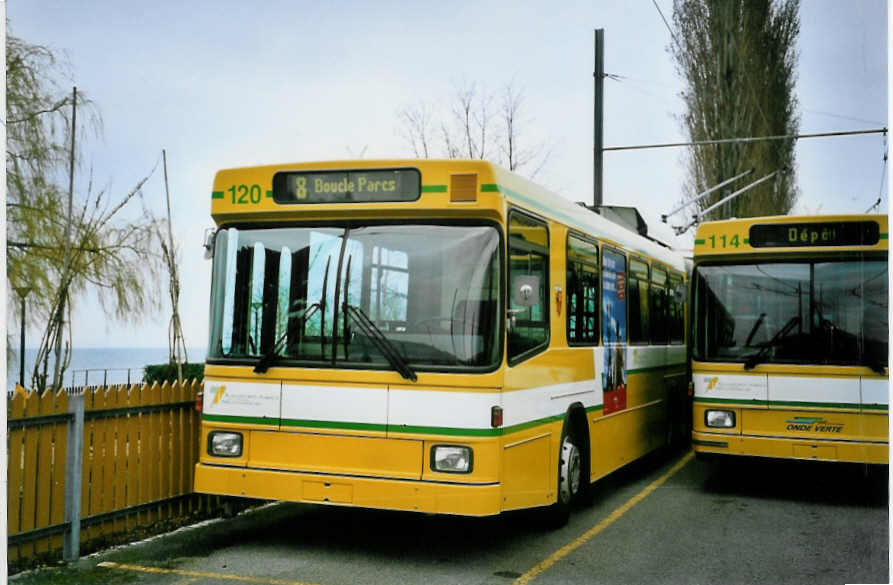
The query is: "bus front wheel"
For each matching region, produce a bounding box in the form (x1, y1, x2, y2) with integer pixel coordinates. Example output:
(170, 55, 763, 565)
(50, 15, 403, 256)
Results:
(546, 432, 582, 527)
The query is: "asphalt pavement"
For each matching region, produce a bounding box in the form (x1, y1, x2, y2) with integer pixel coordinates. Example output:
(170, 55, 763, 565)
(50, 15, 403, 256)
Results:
(9, 448, 888, 585)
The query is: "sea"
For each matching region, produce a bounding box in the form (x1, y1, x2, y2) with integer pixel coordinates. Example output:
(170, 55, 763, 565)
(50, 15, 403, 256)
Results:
(7, 347, 206, 393)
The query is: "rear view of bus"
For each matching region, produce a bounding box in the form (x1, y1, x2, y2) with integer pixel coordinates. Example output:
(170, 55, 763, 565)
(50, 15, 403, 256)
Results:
(690, 215, 888, 464)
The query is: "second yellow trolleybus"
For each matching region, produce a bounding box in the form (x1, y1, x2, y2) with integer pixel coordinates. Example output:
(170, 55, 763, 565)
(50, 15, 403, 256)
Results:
(690, 214, 888, 464)
(193, 159, 688, 523)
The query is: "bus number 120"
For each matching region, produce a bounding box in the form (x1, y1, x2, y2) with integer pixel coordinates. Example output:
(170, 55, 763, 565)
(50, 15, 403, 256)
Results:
(228, 184, 262, 205)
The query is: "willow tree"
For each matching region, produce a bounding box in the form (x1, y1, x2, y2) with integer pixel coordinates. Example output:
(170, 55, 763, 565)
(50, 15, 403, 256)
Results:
(671, 0, 800, 219)
(7, 32, 162, 390)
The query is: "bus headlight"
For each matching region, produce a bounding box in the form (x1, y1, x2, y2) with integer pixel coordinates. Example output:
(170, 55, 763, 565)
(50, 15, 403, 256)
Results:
(209, 431, 243, 457)
(431, 445, 473, 473)
(705, 410, 736, 428)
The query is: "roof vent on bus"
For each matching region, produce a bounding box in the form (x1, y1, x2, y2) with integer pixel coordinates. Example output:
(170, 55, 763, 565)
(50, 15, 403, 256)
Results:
(450, 173, 478, 202)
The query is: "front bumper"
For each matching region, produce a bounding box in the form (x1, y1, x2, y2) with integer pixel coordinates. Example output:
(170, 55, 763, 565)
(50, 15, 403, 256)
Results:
(692, 430, 888, 464)
(194, 462, 503, 516)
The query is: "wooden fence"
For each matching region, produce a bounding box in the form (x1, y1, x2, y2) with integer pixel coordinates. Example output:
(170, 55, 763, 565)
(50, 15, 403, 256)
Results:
(7, 380, 223, 571)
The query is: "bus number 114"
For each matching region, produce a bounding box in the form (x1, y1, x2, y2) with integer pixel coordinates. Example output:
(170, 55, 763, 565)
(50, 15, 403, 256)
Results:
(708, 234, 740, 249)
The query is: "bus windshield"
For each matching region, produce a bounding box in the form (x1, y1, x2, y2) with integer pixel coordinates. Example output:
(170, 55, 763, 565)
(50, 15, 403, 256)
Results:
(693, 259, 888, 369)
(207, 223, 502, 371)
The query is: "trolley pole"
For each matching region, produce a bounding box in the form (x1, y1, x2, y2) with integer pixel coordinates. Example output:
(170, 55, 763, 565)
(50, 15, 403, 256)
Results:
(594, 28, 604, 208)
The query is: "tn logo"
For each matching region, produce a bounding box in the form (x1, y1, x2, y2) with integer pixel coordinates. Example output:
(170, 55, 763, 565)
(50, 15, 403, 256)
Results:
(706, 377, 719, 390)
(212, 385, 227, 404)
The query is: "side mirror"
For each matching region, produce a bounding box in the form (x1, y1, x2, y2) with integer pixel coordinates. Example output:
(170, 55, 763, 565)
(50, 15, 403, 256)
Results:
(203, 228, 216, 259)
(512, 275, 540, 308)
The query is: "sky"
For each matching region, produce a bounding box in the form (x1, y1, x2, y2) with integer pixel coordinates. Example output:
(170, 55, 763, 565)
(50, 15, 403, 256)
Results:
(5, 0, 888, 352)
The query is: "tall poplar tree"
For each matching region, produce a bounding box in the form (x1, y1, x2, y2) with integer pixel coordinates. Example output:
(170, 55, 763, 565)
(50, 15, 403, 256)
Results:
(671, 0, 800, 219)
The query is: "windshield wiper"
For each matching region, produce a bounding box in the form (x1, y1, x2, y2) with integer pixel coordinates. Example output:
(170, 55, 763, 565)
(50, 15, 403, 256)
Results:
(744, 313, 767, 347)
(743, 315, 801, 370)
(343, 303, 417, 382)
(253, 302, 321, 374)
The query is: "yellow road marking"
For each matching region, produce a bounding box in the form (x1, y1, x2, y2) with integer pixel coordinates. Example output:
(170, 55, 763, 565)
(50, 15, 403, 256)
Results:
(513, 450, 695, 585)
(97, 562, 323, 585)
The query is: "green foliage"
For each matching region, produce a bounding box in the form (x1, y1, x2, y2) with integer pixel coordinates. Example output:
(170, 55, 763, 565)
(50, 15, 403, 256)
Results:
(671, 0, 800, 218)
(6, 32, 164, 390)
(144, 362, 205, 385)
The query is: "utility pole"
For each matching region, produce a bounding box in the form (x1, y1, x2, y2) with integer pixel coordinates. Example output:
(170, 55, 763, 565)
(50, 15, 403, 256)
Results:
(15, 287, 31, 388)
(162, 149, 186, 382)
(593, 28, 604, 208)
(52, 87, 76, 391)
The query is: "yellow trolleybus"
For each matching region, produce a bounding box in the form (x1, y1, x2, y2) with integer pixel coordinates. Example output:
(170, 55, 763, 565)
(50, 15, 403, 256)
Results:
(193, 159, 688, 522)
(690, 214, 888, 463)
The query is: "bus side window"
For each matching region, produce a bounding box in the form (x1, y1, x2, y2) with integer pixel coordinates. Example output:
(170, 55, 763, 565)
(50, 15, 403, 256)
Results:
(508, 211, 550, 363)
(628, 258, 650, 344)
(601, 249, 627, 345)
(651, 267, 668, 345)
(566, 233, 599, 345)
(669, 273, 685, 345)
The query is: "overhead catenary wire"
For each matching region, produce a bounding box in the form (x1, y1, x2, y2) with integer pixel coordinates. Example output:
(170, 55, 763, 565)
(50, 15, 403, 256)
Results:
(651, 0, 682, 53)
(804, 109, 886, 127)
(605, 128, 887, 152)
(865, 134, 887, 213)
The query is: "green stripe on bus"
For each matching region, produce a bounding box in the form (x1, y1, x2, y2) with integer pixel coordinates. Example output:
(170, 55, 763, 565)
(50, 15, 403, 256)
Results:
(468, 183, 668, 259)
(212, 191, 224, 200)
(205, 405, 607, 437)
(694, 239, 705, 245)
(693, 397, 865, 410)
(266, 190, 273, 198)
(280, 418, 388, 433)
(743, 238, 749, 244)
(491, 184, 593, 237)
(421, 185, 447, 193)
(626, 362, 686, 375)
(880, 233, 888, 240)
(202, 414, 275, 425)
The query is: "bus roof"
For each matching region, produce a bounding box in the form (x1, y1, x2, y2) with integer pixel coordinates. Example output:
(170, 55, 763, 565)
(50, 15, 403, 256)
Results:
(210, 159, 686, 272)
(692, 214, 888, 257)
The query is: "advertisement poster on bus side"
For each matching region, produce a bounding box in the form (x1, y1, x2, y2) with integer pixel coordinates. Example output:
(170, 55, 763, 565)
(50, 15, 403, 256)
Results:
(601, 251, 627, 415)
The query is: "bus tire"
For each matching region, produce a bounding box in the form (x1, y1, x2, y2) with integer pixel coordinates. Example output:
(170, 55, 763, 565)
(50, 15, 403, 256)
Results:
(546, 430, 583, 528)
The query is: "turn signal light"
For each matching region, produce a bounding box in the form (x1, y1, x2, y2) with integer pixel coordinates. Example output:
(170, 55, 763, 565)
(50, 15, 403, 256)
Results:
(195, 392, 203, 413)
(491, 405, 503, 428)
